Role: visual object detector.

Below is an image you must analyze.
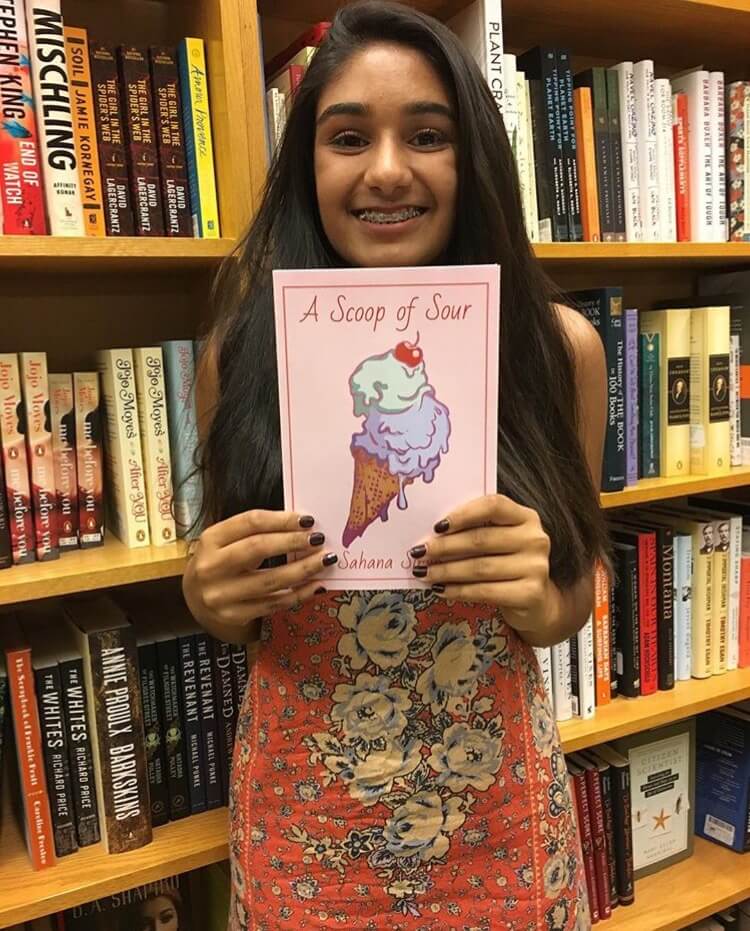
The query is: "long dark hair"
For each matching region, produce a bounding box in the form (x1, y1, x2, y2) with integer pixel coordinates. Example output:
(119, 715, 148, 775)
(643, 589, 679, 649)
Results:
(201, 0, 607, 588)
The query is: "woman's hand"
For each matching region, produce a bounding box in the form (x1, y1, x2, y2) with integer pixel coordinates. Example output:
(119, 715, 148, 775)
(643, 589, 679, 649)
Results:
(409, 494, 557, 638)
(183, 510, 338, 642)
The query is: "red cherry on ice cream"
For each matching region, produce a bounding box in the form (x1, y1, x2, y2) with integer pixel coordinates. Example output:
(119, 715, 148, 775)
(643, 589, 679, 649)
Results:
(395, 341, 423, 367)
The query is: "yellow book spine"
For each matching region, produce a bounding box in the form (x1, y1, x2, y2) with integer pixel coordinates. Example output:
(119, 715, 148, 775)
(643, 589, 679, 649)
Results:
(711, 538, 729, 674)
(690, 308, 709, 474)
(706, 305, 731, 473)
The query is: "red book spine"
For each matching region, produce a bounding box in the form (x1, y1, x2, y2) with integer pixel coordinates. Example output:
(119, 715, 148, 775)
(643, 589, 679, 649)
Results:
(673, 91, 691, 242)
(6, 644, 56, 869)
(639, 534, 659, 695)
(570, 765, 600, 922)
(740, 554, 750, 667)
(264, 21, 330, 80)
(289, 63, 305, 97)
(583, 765, 612, 919)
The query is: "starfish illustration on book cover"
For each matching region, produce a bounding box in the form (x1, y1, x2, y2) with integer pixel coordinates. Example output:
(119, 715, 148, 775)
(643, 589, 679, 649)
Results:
(342, 337, 451, 547)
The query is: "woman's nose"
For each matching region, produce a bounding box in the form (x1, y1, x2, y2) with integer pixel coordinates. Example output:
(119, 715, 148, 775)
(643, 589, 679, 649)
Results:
(363, 137, 413, 195)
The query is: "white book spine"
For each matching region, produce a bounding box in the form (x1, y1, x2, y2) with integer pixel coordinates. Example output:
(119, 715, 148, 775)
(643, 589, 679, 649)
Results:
(576, 615, 596, 720)
(728, 515, 742, 670)
(551, 639, 572, 722)
(524, 79, 540, 242)
(24, 0, 84, 236)
(730, 333, 742, 466)
(133, 348, 176, 547)
(515, 72, 535, 241)
(672, 70, 712, 241)
(675, 534, 693, 680)
(710, 72, 726, 242)
(502, 54, 518, 158)
(633, 61, 659, 241)
(611, 62, 643, 241)
(483, 0, 504, 113)
(655, 78, 677, 241)
(534, 646, 554, 708)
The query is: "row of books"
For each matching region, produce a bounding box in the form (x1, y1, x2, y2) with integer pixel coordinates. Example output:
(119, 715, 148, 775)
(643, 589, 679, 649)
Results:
(570, 268, 750, 493)
(686, 900, 750, 931)
(0, 585, 246, 870)
(0, 340, 202, 568)
(0, 0, 220, 238)
(536, 497, 750, 724)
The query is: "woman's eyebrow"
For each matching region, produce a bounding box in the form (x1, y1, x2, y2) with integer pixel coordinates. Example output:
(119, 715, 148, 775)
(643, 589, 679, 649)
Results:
(316, 100, 455, 125)
(405, 100, 455, 120)
(316, 102, 369, 125)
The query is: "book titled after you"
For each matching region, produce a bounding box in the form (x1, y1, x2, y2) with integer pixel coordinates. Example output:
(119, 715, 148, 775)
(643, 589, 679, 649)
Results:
(274, 265, 500, 590)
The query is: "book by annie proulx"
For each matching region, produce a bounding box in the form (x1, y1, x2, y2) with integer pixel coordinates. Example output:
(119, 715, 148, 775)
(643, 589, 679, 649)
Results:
(273, 265, 500, 590)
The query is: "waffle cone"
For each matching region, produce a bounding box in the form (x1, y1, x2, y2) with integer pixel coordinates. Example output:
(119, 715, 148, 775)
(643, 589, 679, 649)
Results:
(342, 447, 403, 547)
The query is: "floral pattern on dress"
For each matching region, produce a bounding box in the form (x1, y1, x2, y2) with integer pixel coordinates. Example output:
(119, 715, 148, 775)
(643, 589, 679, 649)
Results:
(228, 591, 590, 930)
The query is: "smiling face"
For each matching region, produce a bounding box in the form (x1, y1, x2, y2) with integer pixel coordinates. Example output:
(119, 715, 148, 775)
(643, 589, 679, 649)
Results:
(314, 42, 458, 268)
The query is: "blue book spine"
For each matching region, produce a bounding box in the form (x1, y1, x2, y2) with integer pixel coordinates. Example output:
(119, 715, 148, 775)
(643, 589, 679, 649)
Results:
(625, 307, 639, 485)
(639, 332, 660, 478)
(696, 710, 750, 852)
(162, 340, 203, 538)
(177, 40, 200, 237)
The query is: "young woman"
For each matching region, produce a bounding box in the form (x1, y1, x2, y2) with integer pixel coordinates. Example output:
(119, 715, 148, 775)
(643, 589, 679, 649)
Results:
(183, 2, 607, 928)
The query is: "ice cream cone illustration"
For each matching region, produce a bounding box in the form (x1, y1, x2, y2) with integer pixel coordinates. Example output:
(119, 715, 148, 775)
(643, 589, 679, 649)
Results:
(343, 338, 451, 547)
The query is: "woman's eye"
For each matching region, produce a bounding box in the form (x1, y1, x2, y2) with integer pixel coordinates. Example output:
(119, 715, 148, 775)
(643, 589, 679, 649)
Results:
(330, 131, 368, 149)
(411, 128, 446, 147)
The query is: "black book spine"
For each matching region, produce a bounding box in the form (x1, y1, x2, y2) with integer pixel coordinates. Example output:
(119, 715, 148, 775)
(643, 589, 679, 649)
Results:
(230, 643, 249, 711)
(606, 68, 627, 242)
(156, 636, 190, 820)
(196, 633, 223, 809)
(575, 68, 614, 241)
(609, 575, 619, 698)
(137, 642, 169, 826)
(59, 658, 100, 846)
(614, 544, 641, 697)
(599, 763, 620, 907)
(35, 664, 78, 856)
(611, 762, 635, 905)
(528, 78, 555, 240)
(0, 457, 12, 569)
(655, 527, 676, 691)
(0, 669, 7, 771)
(213, 639, 235, 803)
(568, 634, 581, 716)
(557, 49, 583, 242)
(178, 633, 206, 814)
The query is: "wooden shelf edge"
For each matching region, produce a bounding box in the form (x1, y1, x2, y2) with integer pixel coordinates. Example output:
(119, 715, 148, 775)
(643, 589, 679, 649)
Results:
(0, 808, 229, 926)
(560, 669, 750, 753)
(535, 242, 750, 264)
(600, 467, 750, 509)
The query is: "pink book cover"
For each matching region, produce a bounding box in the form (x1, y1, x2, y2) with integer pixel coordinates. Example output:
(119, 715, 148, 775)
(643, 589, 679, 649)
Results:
(273, 265, 500, 590)
(0, 353, 36, 563)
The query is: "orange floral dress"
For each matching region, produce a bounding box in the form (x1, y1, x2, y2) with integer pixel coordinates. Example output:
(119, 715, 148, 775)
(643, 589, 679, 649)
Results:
(228, 590, 590, 930)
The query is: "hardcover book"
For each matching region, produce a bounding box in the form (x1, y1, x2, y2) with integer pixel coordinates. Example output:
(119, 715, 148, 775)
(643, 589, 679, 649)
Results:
(0, 458, 11, 568)
(73, 372, 104, 548)
(0, 353, 36, 564)
(696, 706, 750, 852)
(273, 265, 501, 589)
(63, 874, 193, 930)
(48, 373, 79, 550)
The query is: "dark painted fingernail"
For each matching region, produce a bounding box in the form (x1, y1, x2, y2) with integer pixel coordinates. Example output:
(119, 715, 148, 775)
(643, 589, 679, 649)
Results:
(322, 553, 338, 567)
(309, 532, 325, 546)
(412, 565, 428, 578)
(431, 583, 446, 593)
(434, 519, 450, 534)
(409, 544, 427, 559)
(314, 586, 327, 595)
(299, 515, 315, 528)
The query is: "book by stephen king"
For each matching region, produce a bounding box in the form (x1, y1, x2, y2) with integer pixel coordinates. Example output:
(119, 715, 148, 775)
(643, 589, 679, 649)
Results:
(273, 265, 501, 589)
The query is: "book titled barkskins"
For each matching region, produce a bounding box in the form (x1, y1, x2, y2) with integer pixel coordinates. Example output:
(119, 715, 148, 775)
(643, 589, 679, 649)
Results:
(48, 373, 79, 550)
(273, 265, 501, 589)
(73, 372, 104, 547)
(0, 353, 36, 564)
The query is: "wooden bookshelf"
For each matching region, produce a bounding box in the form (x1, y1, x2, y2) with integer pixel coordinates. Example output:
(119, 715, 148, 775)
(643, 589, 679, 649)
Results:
(605, 838, 750, 931)
(0, 538, 189, 606)
(534, 242, 750, 266)
(559, 668, 750, 753)
(0, 805, 229, 927)
(600, 467, 750, 509)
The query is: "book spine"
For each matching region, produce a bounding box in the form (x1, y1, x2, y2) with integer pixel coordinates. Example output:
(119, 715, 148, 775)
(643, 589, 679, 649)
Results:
(568, 632, 579, 715)
(655, 78, 677, 242)
(599, 764, 620, 907)
(156, 636, 190, 820)
(575, 615, 595, 719)
(708, 307, 732, 473)
(672, 91, 691, 241)
(548, 50, 567, 241)
(148, 46, 191, 237)
(528, 78, 555, 242)
(731, 332, 742, 466)
(606, 68, 627, 242)
(603, 293, 626, 491)
(638, 533, 659, 696)
(533, 645, 554, 707)
(177, 38, 220, 238)
(728, 516, 742, 671)
(584, 764, 612, 918)
(672, 71, 712, 241)
(557, 49, 583, 242)
(524, 79, 540, 243)
(132, 348, 176, 545)
(63, 26, 105, 236)
(213, 639, 235, 803)
(590, 69, 614, 240)
(726, 83, 748, 242)
(573, 86, 601, 242)
(624, 306, 639, 485)
(230, 642, 249, 712)
(740, 551, 750, 667)
(162, 340, 203, 538)
(83, 624, 152, 852)
(0, 457, 12, 568)
(515, 71, 535, 241)
(593, 559, 611, 706)
(569, 766, 600, 922)
(611, 62, 642, 242)
(656, 528, 676, 690)
(178, 633, 206, 814)
(484, 2, 504, 112)
(551, 638, 572, 721)
(24, 0, 84, 235)
(6, 645, 56, 869)
(610, 574, 619, 698)
(674, 534, 693, 681)
(710, 72, 726, 242)
(711, 530, 729, 675)
(59, 658, 100, 846)
(34, 664, 78, 856)
(692, 520, 714, 678)
(639, 331, 659, 478)
(501, 54, 518, 166)
(0, 0, 47, 234)
(616, 545, 641, 697)
(611, 761, 635, 904)
(48, 374, 79, 550)
(0, 353, 36, 564)
(633, 60, 659, 243)
(88, 41, 135, 235)
(136, 642, 169, 827)
(117, 45, 165, 236)
(96, 349, 150, 547)
(73, 372, 104, 547)
(196, 633, 223, 809)
(20, 352, 59, 560)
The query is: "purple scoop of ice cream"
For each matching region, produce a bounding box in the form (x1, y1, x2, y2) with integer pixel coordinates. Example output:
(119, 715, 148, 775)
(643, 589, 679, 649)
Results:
(351, 390, 451, 508)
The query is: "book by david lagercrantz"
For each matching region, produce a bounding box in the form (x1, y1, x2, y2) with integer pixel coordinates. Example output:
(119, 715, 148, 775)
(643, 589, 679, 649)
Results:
(0, 0, 47, 234)
(24, 0, 85, 235)
(20, 352, 59, 561)
(73, 372, 104, 548)
(97, 349, 150, 548)
(65, 595, 152, 854)
(0, 353, 36, 564)
(273, 265, 501, 589)
(48, 373, 79, 550)
(162, 340, 202, 539)
(133, 348, 175, 545)
(177, 38, 220, 237)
